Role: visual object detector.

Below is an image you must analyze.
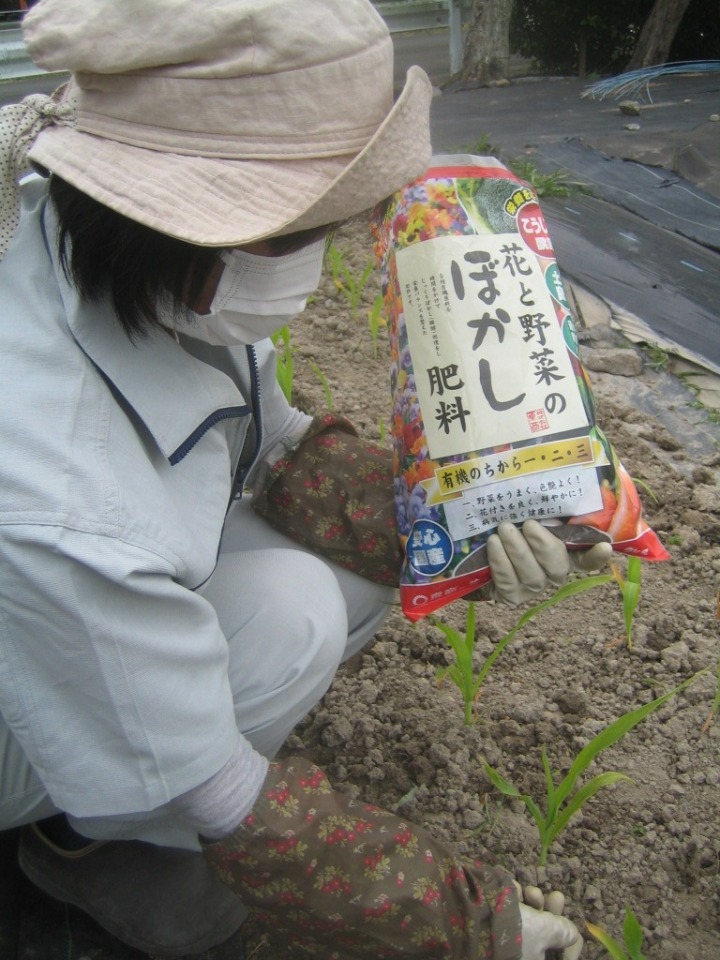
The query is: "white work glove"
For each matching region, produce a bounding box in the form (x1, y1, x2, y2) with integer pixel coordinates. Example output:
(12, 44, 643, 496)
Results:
(488, 519, 612, 607)
(518, 885, 583, 960)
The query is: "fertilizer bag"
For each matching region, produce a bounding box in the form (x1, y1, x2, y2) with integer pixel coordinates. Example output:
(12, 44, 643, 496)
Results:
(372, 155, 669, 622)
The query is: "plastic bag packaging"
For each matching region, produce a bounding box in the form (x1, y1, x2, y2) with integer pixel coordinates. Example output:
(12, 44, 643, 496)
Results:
(372, 155, 669, 622)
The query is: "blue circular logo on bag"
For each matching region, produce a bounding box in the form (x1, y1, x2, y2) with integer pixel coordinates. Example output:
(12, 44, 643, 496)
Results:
(406, 519, 453, 577)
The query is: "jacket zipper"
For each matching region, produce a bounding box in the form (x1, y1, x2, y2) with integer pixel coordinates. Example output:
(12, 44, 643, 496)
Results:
(229, 344, 263, 498)
(168, 405, 250, 465)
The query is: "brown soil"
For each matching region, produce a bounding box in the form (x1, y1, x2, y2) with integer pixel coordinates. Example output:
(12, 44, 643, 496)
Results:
(259, 213, 720, 959)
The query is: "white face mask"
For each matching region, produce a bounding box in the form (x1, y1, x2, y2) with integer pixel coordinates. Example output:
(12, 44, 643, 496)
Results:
(171, 238, 325, 346)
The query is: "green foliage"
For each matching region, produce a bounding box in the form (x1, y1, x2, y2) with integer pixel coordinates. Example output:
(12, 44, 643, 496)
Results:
(610, 557, 642, 648)
(505, 157, 587, 198)
(631, 476, 658, 502)
(378, 417, 387, 444)
(509, 0, 716, 75)
(271, 326, 294, 403)
(271, 324, 333, 410)
(456, 133, 503, 158)
(368, 294, 386, 359)
(483, 674, 699, 865)
(644, 342, 671, 372)
(433, 575, 613, 725)
(671, 0, 720, 60)
(468, 794, 503, 841)
(510, 0, 646, 75)
(326, 243, 373, 320)
(309, 360, 334, 411)
(586, 906, 648, 960)
(452, 139, 587, 199)
(433, 601, 481, 727)
(676, 370, 720, 426)
(325, 243, 345, 288)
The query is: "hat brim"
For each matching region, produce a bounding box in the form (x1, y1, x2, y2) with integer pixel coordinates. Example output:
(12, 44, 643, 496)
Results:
(29, 66, 433, 246)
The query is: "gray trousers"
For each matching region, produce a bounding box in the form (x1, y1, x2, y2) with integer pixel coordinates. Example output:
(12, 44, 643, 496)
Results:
(0, 499, 393, 849)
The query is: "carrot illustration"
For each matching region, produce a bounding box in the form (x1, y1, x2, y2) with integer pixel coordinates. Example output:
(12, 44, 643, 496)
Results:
(607, 463, 642, 543)
(568, 479, 616, 532)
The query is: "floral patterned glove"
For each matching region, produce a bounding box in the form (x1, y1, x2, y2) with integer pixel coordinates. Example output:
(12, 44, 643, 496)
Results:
(202, 756, 523, 959)
(251, 413, 402, 586)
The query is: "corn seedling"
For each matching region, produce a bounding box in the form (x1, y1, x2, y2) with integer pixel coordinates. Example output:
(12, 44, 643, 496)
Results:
(586, 906, 648, 960)
(393, 784, 420, 813)
(468, 795, 502, 841)
(325, 244, 374, 319)
(325, 243, 346, 290)
(271, 325, 333, 410)
(483, 673, 699, 866)
(309, 360, 334, 411)
(631, 476, 658, 502)
(346, 261, 374, 320)
(271, 325, 294, 403)
(432, 574, 614, 725)
(368, 293, 386, 359)
(610, 556, 643, 649)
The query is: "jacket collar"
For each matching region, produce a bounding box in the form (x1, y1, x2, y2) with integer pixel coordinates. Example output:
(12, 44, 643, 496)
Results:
(44, 200, 248, 462)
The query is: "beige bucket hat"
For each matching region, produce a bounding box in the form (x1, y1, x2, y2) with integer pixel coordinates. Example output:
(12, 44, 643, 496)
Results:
(14, 0, 432, 247)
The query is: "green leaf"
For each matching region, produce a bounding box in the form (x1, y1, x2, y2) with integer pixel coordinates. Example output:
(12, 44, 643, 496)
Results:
(513, 574, 614, 633)
(309, 361, 334, 411)
(447, 664, 464, 683)
(465, 601, 476, 656)
(623, 907, 646, 959)
(521, 793, 546, 836)
(483, 761, 520, 798)
(586, 920, 628, 960)
(483, 762, 545, 836)
(554, 674, 699, 810)
(550, 772, 631, 844)
(541, 746, 558, 824)
(627, 556, 643, 583)
(432, 611, 478, 707)
(623, 582, 641, 644)
(433, 621, 463, 655)
(471, 575, 613, 698)
(271, 326, 294, 403)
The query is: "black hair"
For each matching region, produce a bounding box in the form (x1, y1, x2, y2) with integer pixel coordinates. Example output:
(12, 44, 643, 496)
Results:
(48, 176, 336, 341)
(48, 175, 220, 340)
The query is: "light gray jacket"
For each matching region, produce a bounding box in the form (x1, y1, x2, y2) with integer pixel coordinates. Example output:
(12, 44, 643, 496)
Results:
(0, 176, 295, 818)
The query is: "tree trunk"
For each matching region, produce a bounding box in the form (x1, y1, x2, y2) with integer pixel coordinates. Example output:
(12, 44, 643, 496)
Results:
(461, 0, 514, 85)
(625, 0, 693, 70)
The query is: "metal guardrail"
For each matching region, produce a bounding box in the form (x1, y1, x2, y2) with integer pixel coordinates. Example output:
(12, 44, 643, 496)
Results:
(374, 0, 467, 75)
(375, 0, 450, 31)
(0, 24, 48, 81)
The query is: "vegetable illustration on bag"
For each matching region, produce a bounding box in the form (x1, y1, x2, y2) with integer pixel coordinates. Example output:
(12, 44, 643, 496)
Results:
(372, 155, 669, 622)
